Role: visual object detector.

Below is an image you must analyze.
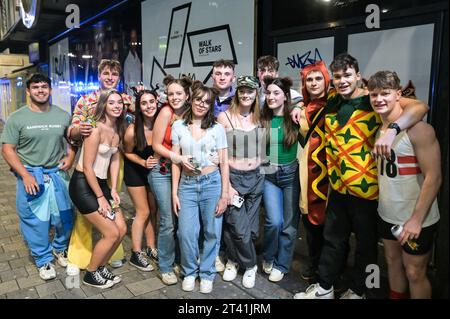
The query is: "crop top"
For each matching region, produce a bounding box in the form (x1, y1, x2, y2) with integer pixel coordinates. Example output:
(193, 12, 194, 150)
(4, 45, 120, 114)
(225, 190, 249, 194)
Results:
(77, 143, 119, 179)
(223, 112, 263, 159)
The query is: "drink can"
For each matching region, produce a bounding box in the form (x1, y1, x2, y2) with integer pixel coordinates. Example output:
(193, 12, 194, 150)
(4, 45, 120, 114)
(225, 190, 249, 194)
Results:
(391, 224, 403, 239)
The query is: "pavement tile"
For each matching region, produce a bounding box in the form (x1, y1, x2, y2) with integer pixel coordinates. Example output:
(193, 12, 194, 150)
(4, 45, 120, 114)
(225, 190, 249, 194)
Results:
(17, 274, 47, 289)
(132, 290, 168, 299)
(9, 256, 33, 269)
(161, 284, 189, 299)
(3, 242, 26, 252)
(86, 293, 105, 299)
(0, 267, 28, 282)
(102, 286, 133, 299)
(35, 280, 66, 297)
(55, 288, 88, 299)
(6, 287, 39, 299)
(25, 264, 38, 276)
(0, 252, 18, 263)
(0, 280, 19, 295)
(0, 262, 10, 272)
(117, 270, 146, 285)
(126, 277, 166, 296)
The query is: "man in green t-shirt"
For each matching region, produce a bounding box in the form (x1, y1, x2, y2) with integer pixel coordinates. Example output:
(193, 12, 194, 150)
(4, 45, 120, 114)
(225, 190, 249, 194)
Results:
(1, 73, 76, 281)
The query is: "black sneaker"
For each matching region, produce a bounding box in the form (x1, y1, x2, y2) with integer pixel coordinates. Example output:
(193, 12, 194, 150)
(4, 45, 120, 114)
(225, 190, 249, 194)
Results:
(130, 251, 154, 271)
(83, 270, 114, 289)
(98, 265, 121, 284)
(145, 247, 159, 265)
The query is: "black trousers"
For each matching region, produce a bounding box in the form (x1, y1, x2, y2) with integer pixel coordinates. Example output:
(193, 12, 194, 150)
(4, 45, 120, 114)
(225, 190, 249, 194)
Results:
(302, 215, 324, 269)
(223, 167, 264, 269)
(318, 191, 378, 295)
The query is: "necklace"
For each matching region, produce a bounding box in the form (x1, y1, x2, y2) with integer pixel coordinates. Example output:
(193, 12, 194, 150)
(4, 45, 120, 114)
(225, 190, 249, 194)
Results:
(240, 111, 250, 118)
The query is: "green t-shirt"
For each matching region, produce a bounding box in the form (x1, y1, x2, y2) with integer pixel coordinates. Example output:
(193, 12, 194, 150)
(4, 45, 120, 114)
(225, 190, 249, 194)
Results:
(1, 105, 71, 167)
(267, 116, 298, 164)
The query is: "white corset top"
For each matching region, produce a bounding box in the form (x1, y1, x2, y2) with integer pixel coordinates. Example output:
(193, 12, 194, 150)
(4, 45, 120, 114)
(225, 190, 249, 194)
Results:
(78, 143, 118, 179)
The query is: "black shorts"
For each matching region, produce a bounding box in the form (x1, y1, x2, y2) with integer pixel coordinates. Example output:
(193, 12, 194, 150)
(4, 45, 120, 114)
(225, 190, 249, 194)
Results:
(69, 170, 113, 214)
(378, 216, 438, 255)
(123, 157, 149, 187)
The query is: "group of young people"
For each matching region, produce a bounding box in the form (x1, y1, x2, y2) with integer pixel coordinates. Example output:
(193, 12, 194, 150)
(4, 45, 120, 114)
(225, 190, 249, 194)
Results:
(0, 52, 441, 299)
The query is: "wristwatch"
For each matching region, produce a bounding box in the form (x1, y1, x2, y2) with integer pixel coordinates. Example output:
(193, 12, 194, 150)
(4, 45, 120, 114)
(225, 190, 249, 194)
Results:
(387, 122, 401, 135)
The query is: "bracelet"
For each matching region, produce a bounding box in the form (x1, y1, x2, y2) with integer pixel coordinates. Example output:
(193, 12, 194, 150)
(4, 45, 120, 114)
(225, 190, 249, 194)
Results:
(96, 194, 104, 199)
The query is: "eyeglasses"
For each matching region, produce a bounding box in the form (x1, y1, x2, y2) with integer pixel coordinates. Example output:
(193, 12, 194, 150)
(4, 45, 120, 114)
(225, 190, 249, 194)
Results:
(159, 157, 170, 175)
(193, 97, 212, 106)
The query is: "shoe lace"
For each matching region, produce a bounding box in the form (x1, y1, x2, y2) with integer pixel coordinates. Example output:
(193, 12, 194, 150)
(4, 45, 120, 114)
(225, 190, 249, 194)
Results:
(93, 270, 108, 284)
(146, 247, 158, 259)
(55, 250, 67, 258)
(137, 252, 150, 266)
(163, 272, 175, 280)
(98, 266, 115, 281)
(225, 262, 236, 271)
(244, 268, 256, 278)
(306, 284, 318, 294)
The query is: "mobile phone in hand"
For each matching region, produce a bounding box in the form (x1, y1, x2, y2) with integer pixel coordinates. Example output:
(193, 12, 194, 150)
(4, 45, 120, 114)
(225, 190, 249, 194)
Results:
(232, 195, 244, 208)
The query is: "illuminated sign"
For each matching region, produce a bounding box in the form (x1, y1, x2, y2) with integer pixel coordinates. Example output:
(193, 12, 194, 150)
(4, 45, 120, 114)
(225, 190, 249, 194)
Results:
(18, 0, 40, 29)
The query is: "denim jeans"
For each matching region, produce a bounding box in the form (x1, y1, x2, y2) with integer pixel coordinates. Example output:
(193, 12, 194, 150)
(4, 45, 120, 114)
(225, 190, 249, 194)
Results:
(177, 170, 222, 281)
(16, 170, 72, 267)
(263, 160, 300, 273)
(148, 162, 177, 273)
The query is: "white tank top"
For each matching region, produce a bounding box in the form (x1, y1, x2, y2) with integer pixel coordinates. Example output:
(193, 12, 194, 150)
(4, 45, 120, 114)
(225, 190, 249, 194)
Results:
(377, 130, 440, 227)
(77, 143, 118, 179)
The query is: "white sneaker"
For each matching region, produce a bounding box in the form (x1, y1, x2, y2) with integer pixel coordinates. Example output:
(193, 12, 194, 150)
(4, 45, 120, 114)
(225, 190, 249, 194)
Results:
(199, 279, 213, 294)
(222, 261, 239, 281)
(66, 263, 80, 276)
(39, 263, 56, 280)
(53, 250, 68, 267)
(293, 283, 334, 299)
(215, 256, 225, 272)
(339, 289, 366, 299)
(161, 271, 178, 285)
(262, 260, 273, 274)
(242, 265, 257, 288)
(109, 259, 124, 268)
(182, 276, 196, 291)
(173, 264, 181, 277)
(268, 268, 284, 282)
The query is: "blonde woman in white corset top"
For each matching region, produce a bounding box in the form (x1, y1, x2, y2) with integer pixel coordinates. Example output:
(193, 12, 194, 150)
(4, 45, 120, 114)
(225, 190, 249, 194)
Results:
(69, 89, 127, 289)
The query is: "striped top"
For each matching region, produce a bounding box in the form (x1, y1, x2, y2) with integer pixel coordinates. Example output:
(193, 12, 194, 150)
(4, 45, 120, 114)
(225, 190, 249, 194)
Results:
(377, 130, 440, 227)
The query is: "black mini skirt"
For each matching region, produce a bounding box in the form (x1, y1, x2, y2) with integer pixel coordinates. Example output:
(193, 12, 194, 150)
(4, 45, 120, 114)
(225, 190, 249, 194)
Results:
(69, 170, 113, 214)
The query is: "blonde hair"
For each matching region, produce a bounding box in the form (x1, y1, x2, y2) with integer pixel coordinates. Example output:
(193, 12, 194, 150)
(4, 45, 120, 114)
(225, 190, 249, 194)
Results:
(228, 88, 261, 125)
(98, 59, 122, 75)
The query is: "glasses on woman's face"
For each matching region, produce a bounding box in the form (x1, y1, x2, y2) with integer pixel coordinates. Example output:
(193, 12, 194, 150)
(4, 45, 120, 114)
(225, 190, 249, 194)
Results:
(193, 97, 212, 106)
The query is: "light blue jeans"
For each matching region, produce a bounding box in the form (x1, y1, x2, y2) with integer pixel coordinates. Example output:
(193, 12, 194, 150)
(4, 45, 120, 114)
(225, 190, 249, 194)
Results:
(148, 162, 177, 273)
(177, 170, 222, 281)
(16, 170, 72, 267)
(263, 161, 300, 273)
